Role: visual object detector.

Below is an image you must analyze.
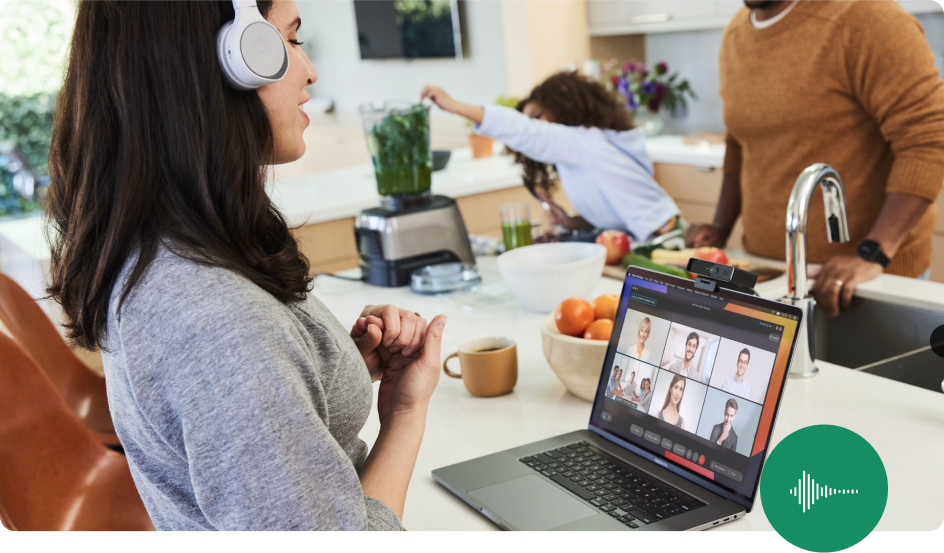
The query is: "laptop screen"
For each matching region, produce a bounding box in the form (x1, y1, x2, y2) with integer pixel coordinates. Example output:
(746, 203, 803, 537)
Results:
(589, 267, 802, 505)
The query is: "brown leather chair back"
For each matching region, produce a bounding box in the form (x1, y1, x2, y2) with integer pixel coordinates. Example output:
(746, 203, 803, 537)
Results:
(0, 273, 118, 445)
(0, 332, 153, 531)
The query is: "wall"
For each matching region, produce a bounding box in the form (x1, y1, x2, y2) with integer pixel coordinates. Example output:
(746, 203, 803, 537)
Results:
(297, 0, 510, 112)
(524, 0, 591, 86)
(645, 28, 725, 135)
(644, 8, 944, 136)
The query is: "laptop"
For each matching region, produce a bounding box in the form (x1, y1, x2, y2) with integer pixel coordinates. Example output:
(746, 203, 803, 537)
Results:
(432, 266, 803, 531)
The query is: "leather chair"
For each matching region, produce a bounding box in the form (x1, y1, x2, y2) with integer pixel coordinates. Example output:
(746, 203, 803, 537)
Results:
(0, 332, 153, 530)
(0, 273, 119, 447)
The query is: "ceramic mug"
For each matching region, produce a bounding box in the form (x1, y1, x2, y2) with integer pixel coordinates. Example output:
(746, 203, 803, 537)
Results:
(442, 337, 517, 397)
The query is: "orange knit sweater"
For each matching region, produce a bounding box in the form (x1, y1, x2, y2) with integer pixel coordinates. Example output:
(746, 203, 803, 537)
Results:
(720, 0, 944, 277)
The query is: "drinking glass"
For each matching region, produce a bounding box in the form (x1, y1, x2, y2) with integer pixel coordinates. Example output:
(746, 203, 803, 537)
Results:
(500, 202, 532, 251)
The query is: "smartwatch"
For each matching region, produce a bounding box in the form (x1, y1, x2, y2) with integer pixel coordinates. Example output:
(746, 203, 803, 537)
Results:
(856, 239, 890, 268)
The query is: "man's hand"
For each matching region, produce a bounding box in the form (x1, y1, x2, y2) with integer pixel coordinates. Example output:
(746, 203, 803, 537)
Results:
(811, 256, 884, 317)
(685, 223, 728, 248)
(718, 422, 731, 445)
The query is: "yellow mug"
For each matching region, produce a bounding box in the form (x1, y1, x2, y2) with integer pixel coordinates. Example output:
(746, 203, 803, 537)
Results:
(442, 337, 518, 397)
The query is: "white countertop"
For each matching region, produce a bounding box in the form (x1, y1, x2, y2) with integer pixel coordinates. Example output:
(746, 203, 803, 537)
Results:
(312, 257, 944, 531)
(270, 145, 522, 227)
(645, 135, 726, 169)
(0, 135, 723, 266)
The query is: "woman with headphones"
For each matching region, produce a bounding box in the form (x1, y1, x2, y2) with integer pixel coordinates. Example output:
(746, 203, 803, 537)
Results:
(46, 0, 445, 530)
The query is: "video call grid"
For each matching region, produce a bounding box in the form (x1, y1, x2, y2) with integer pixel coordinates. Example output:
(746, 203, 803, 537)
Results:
(606, 312, 772, 459)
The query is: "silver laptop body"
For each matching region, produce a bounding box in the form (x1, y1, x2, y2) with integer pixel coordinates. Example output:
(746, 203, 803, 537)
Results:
(433, 267, 803, 531)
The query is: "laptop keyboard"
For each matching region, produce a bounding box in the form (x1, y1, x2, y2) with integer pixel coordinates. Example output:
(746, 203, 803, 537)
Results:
(519, 441, 707, 528)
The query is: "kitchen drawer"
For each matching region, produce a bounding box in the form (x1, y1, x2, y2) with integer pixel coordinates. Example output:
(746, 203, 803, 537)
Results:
(292, 217, 358, 272)
(315, 257, 360, 274)
(654, 163, 723, 205)
(675, 201, 744, 252)
(457, 187, 541, 237)
(455, 186, 575, 238)
(931, 233, 944, 283)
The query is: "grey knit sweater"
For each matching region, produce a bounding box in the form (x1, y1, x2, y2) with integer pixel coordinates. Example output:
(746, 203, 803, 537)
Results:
(101, 245, 403, 530)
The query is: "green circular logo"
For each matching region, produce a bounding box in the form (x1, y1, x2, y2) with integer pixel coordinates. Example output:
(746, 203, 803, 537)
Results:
(761, 425, 887, 552)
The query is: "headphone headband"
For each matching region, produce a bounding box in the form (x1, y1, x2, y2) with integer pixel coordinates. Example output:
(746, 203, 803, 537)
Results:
(217, 0, 289, 90)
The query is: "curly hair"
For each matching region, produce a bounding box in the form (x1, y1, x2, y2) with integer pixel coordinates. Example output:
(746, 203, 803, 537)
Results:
(511, 72, 632, 196)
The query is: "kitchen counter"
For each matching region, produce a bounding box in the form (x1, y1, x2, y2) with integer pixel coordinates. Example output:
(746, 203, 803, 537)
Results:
(645, 135, 725, 169)
(0, 134, 722, 270)
(312, 257, 944, 531)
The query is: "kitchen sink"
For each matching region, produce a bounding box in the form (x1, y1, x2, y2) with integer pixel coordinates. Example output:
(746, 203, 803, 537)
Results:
(813, 297, 944, 393)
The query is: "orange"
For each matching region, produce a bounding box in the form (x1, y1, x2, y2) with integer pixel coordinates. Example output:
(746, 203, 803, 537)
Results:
(555, 298, 595, 337)
(584, 319, 614, 341)
(592, 294, 619, 321)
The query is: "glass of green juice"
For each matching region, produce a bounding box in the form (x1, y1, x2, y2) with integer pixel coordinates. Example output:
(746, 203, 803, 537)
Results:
(500, 202, 532, 251)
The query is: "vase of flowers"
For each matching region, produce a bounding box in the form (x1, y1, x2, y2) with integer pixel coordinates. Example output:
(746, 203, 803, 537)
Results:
(603, 60, 695, 137)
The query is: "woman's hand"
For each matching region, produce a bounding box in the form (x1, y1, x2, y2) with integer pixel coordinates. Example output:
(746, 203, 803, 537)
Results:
(351, 305, 428, 380)
(350, 305, 447, 423)
(375, 314, 446, 424)
(421, 85, 485, 125)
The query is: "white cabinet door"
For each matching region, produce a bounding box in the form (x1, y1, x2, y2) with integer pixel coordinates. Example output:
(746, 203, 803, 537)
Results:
(898, 0, 943, 14)
(588, 1, 716, 26)
(717, 0, 744, 19)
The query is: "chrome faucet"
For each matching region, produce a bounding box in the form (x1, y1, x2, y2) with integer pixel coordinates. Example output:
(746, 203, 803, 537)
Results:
(784, 164, 850, 377)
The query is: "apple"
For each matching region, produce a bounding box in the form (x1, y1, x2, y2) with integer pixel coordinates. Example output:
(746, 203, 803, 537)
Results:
(596, 230, 631, 265)
(694, 247, 729, 265)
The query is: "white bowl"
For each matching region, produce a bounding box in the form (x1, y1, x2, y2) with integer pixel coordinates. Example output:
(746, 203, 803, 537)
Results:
(540, 314, 609, 401)
(497, 243, 607, 313)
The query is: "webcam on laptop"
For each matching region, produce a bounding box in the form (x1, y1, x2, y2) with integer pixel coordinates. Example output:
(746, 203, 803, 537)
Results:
(687, 258, 758, 296)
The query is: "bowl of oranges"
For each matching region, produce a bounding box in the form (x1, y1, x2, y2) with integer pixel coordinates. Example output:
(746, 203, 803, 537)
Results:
(541, 294, 618, 401)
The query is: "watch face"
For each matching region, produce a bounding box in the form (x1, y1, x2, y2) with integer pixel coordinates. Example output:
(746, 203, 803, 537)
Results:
(858, 242, 877, 258)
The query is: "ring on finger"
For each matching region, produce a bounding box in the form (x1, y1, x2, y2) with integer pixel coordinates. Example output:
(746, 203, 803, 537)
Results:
(834, 279, 843, 288)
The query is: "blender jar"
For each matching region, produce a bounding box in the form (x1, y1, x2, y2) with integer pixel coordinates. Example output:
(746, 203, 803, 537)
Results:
(359, 101, 432, 197)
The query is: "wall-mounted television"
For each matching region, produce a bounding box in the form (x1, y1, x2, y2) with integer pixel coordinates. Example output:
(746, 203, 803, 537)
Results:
(354, 0, 463, 60)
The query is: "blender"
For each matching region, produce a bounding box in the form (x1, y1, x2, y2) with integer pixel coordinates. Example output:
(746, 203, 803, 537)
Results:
(355, 101, 475, 287)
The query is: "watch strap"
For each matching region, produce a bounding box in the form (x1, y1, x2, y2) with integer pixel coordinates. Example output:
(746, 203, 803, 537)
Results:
(857, 239, 890, 268)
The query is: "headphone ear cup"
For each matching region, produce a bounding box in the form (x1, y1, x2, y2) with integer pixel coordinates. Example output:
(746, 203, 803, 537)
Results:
(216, 20, 250, 90)
(217, 16, 288, 91)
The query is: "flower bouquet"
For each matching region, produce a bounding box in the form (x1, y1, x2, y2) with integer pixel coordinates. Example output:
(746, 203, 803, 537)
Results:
(603, 60, 695, 135)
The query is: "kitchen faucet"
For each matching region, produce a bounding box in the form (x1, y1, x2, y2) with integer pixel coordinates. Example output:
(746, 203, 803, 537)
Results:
(784, 163, 850, 377)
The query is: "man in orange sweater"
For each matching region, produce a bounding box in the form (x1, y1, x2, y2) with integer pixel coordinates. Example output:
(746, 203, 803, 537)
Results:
(686, 0, 944, 316)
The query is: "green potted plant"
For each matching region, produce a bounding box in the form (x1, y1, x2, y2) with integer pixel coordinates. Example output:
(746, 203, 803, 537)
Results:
(468, 95, 519, 159)
(0, 92, 55, 218)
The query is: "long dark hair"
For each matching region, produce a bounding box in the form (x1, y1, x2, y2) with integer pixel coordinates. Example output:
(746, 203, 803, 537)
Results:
(512, 72, 633, 196)
(46, 0, 312, 351)
(660, 374, 686, 412)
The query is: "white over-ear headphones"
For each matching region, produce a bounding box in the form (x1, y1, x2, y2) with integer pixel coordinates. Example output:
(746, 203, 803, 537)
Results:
(217, 0, 289, 90)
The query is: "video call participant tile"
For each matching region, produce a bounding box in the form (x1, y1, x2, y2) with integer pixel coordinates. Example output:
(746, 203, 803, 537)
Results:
(605, 353, 657, 412)
(694, 388, 763, 458)
(707, 338, 776, 404)
(617, 311, 671, 366)
(659, 321, 720, 386)
(647, 370, 708, 434)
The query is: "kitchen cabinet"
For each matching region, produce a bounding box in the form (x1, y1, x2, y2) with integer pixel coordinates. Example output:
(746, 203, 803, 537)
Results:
(587, 0, 940, 36)
(718, 0, 744, 17)
(898, 0, 944, 14)
(653, 163, 744, 251)
(588, 0, 743, 36)
(293, 187, 575, 274)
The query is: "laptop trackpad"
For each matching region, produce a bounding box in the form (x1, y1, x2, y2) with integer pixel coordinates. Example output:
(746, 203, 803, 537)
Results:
(468, 475, 597, 530)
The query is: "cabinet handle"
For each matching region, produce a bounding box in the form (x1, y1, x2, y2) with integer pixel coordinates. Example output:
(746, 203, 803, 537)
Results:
(696, 166, 716, 173)
(630, 13, 672, 24)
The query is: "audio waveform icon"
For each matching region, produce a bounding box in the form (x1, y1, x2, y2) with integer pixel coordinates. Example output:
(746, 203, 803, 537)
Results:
(788, 470, 859, 513)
